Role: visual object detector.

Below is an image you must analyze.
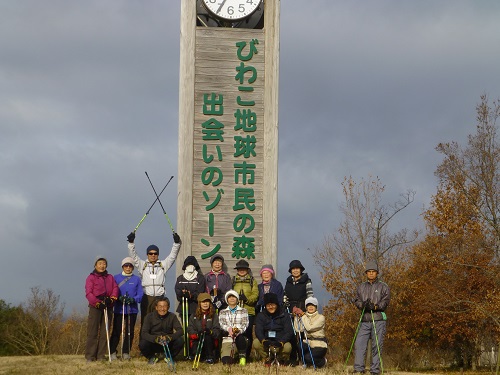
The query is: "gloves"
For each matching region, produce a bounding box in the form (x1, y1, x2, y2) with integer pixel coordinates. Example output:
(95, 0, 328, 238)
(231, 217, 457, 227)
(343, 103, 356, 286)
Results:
(271, 341, 284, 349)
(173, 232, 181, 244)
(119, 295, 126, 302)
(95, 301, 105, 310)
(292, 306, 304, 316)
(232, 327, 240, 336)
(126, 297, 135, 305)
(367, 301, 376, 311)
(104, 297, 115, 307)
(155, 336, 171, 345)
(182, 290, 191, 299)
(127, 232, 135, 243)
(362, 299, 371, 310)
(204, 328, 212, 335)
(239, 292, 248, 303)
(214, 300, 222, 309)
(189, 334, 199, 340)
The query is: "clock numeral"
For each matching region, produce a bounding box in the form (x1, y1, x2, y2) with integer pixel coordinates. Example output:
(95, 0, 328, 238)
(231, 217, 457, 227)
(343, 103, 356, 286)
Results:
(239, 4, 245, 13)
(246, 0, 255, 4)
(227, 5, 234, 15)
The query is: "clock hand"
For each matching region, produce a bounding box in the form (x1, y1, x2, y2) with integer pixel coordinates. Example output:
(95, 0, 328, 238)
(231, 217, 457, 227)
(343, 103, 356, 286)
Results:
(216, 0, 227, 14)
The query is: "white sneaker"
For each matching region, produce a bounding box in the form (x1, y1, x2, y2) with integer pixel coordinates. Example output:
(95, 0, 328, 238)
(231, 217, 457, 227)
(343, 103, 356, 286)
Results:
(110, 352, 118, 361)
(122, 353, 130, 360)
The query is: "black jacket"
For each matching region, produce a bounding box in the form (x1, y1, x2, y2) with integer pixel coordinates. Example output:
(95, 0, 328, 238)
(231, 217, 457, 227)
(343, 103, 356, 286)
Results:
(254, 307, 294, 344)
(141, 311, 183, 344)
(175, 273, 206, 315)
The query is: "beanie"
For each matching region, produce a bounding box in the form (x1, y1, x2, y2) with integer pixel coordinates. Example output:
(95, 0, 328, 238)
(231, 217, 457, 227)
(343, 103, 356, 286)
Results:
(365, 261, 379, 273)
(225, 290, 239, 303)
(305, 297, 318, 307)
(260, 264, 274, 275)
(121, 257, 135, 267)
(146, 244, 159, 253)
(263, 292, 279, 305)
(210, 254, 224, 264)
(94, 256, 107, 266)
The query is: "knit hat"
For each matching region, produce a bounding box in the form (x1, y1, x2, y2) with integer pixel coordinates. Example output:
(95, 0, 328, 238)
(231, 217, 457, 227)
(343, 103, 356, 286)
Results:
(234, 259, 250, 269)
(94, 256, 107, 266)
(260, 264, 274, 275)
(183, 255, 200, 271)
(121, 257, 134, 267)
(263, 292, 279, 305)
(225, 290, 239, 303)
(198, 293, 211, 303)
(147, 244, 159, 253)
(210, 254, 224, 264)
(365, 261, 378, 273)
(305, 297, 318, 307)
(288, 259, 305, 273)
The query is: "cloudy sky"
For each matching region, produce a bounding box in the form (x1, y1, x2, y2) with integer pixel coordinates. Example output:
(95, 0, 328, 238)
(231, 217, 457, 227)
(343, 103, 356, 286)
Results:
(1, 1, 500, 312)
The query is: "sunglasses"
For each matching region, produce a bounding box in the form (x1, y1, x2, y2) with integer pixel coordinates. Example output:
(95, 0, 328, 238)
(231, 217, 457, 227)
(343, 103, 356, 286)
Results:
(123, 264, 133, 267)
(148, 252, 158, 256)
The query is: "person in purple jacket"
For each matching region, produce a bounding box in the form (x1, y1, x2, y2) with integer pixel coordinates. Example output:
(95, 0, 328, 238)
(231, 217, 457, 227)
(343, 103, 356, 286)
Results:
(109, 257, 144, 360)
(85, 256, 119, 362)
(255, 264, 284, 314)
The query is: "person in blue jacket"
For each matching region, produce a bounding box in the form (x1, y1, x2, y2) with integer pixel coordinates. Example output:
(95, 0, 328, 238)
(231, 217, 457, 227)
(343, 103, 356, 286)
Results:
(109, 257, 143, 360)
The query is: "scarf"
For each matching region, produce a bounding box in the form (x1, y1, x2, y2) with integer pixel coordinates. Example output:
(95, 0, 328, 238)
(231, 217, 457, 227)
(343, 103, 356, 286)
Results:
(183, 265, 198, 281)
(122, 271, 133, 276)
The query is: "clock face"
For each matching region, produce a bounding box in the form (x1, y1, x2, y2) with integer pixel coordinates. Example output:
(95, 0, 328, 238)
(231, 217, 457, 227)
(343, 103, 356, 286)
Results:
(202, 0, 262, 21)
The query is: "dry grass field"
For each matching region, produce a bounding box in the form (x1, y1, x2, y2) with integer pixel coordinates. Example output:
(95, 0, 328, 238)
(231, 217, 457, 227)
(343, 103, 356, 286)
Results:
(0, 355, 476, 375)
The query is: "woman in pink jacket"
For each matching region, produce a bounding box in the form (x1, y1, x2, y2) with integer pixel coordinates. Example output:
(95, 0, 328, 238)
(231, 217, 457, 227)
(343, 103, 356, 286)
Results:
(85, 256, 119, 362)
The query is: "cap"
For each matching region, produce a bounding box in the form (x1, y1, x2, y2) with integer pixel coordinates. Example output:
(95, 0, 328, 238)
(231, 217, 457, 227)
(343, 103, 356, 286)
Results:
(305, 297, 318, 307)
(365, 261, 379, 273)
(197, 293, 211, 303)
(94, 256, 107, 266)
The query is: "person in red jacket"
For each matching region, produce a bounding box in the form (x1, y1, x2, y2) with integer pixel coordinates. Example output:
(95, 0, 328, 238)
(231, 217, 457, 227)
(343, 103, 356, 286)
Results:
(85, 256, 119, 362)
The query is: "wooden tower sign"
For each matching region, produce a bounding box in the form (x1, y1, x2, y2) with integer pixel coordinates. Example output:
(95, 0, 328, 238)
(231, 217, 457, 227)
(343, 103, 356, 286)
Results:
(177, 0, 280, 276)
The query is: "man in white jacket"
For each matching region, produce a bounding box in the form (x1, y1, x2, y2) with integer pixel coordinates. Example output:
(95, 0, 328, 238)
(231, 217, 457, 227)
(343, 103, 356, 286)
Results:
(127, 231, 181, 328)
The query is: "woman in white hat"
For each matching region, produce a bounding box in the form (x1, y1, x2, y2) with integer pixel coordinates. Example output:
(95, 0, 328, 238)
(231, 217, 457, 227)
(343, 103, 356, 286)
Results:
(294, 297, 327, 368)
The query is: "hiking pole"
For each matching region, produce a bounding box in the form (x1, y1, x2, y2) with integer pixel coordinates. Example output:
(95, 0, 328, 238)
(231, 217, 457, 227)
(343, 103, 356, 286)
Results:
(370, 311, 384, 375)
(162, 342, 176, 372)
(126, 299, 131, 359)
(103, 306, 112, 363)
(120, 297, 126, 358)
(228, 334, 236, 372)
(287, 307, 306, 368)
(344, 307, 365, 371)
(134, 175, 174, 232)
(298, 316, 316, 370)
(192, 331, 206, 370)
(145, 171, 175, 233)
(182, 296, 188, 357)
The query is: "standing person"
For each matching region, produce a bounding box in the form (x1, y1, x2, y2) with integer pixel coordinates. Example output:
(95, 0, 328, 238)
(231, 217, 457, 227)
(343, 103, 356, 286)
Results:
(253, 292, 294, 365)
(294, 297, 328, 368)
(188, 293, 221, 364)
(219, 290, 249, 366)
(205, 254, 232, 312)
(139, 297, 184, 365)
(109, 257, 143, 360)
(255, 264, 283, 314)
(353, 261, 390, 375)
(175, 255, 206, 317)
(85, 256, 119, 362)
(285, 259, 314, 366)
(126, 231, 181, 327)
(231, 259, 258, 359)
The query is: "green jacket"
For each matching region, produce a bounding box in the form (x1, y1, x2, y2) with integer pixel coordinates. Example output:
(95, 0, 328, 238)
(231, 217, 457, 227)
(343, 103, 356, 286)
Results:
(232, 274, 259, 316)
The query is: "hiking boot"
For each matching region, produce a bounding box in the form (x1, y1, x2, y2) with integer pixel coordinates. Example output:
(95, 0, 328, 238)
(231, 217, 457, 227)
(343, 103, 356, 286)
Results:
(122, 353, 130, 360)
(110, 352, 117, 361)
(148, 356, 158, 365)
(239, 357, 246, 366)
(205, 358, 214, 364)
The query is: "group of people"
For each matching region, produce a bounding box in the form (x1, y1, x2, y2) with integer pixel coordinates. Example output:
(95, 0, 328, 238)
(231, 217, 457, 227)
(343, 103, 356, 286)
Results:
(85, 231, 390, 374)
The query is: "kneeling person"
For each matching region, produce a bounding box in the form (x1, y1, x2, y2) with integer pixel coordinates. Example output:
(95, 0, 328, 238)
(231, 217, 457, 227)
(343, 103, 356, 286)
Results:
(253, 292, 293, 364)
(219, 290, 249, 365)
(139, 297, 184, 365)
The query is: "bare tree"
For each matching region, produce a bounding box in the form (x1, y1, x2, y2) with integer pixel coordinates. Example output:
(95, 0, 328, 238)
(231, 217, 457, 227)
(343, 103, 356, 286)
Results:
(6, 286, 65, 355)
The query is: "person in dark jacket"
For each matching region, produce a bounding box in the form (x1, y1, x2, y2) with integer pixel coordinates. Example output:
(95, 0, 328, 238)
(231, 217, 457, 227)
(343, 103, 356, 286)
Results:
(84, 256, 119, 362)
(253, 293, 293, 364)
(188, 293, 221, 364)
(285, 259, 315, 365)
(353, 261, 390, 375)
(109, 257, 143, 360)
(175, 256, 206, 316)
(139, 297, 184, 365)
(205, 254, 232, 311)
(255, 264, 283, 314)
